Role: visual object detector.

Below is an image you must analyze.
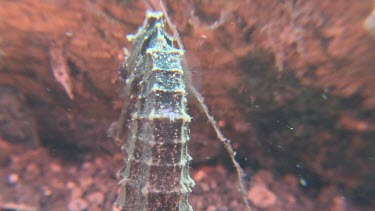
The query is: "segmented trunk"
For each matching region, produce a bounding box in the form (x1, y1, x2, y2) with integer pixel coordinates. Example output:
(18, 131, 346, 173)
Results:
(116, 11, 195, 211)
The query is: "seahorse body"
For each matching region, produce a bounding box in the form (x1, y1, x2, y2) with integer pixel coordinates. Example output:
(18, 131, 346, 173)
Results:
(116, 11, 195, 211)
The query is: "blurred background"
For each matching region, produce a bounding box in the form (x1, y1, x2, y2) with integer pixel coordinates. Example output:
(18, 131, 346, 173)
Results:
(0, 0, 374, 210)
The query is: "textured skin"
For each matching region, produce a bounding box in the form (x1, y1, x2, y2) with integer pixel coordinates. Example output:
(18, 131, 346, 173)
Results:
(116, 12, 195, 211)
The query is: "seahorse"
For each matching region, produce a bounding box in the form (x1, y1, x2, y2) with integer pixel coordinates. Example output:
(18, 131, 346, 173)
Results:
(114, 11, 195, 211)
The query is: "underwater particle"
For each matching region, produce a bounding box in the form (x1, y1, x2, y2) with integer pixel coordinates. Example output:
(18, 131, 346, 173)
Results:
(49, 45, 74, 100)
(332, 195, 346, 211)
(365, 3, 375, 36)
(218, 120, 226, 128)
(42, 186, 52, 196)
(7, 173, 19, 185)
(286, 124, 294, 130)
(322, 88, 330, 100)
(299, 177, 308, 187)
(65, 31, 73, 37)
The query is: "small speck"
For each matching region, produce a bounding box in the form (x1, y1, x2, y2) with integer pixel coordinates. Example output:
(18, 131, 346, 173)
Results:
(42, 186, 52, 196)
(8, 173, 19, 185)
(365, 9, 375, 36)
(299, 178, 308, 187)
